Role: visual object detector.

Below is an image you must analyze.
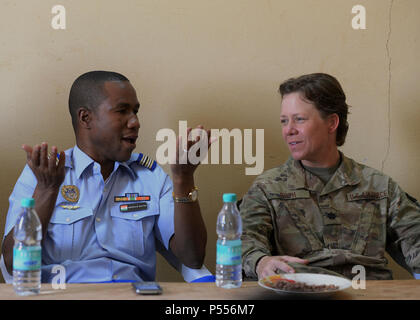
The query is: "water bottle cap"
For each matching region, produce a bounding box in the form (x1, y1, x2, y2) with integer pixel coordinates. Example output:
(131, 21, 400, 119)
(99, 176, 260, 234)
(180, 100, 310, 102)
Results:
(223, 193, 237, 203)
(21, 198, 35, 208)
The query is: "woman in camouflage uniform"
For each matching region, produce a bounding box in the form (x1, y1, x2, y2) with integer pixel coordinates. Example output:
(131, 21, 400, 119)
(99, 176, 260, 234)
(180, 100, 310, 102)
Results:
(240, 73, 420, 280)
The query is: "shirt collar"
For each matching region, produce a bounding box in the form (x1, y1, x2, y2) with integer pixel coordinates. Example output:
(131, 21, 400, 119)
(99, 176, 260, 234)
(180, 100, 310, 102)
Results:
(321, 153, 361, 195)
(121, 153, 139, 179)
(72, 145, 95, 179)
(72, 145, 138, 180)
(285, 157, 307, 190)
(286, 152, 361, 193)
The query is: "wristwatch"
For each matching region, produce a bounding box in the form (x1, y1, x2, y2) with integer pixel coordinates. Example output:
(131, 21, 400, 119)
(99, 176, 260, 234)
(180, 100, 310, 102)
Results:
(173, 186, 198, 203)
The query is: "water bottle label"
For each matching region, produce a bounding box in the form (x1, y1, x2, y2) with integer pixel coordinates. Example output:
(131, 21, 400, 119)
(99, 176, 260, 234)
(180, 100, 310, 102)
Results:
(216, 239, 242, 266)
(13, 246, 41, 271)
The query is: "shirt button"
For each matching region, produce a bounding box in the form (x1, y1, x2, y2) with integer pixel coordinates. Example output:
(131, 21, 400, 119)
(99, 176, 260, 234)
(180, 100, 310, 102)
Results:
(133, 214, 139, 218)
(96, 217, 101, 222)
(66, 218, 70, 222)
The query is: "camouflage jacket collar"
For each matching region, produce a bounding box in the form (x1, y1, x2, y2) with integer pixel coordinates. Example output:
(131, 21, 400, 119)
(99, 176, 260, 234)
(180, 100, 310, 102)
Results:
(285, 152, 361, 195)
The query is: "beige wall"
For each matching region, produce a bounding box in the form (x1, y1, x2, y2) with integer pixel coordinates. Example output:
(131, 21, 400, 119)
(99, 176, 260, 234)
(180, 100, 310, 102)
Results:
(1, 0, 418, 282)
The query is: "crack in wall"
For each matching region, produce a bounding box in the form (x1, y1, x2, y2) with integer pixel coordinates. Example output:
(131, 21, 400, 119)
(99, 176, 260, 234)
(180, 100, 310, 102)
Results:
(381, 0, 394, 172)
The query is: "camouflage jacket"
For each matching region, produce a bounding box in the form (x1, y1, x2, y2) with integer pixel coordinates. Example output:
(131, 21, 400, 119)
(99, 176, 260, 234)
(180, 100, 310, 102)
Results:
(240, 154, 420, 280)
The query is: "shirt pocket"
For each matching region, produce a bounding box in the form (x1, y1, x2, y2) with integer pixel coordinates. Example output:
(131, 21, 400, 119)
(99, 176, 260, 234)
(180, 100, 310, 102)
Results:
(340, 201, 375, 254)
(345, 190, 388, 256)
(268, 191, 323, 257)
(48, 207, 94, 261)
(110, 202, 159, 258)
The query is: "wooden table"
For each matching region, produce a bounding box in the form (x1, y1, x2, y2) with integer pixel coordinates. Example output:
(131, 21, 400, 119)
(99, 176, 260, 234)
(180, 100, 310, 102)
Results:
(0, 280, 419, 300)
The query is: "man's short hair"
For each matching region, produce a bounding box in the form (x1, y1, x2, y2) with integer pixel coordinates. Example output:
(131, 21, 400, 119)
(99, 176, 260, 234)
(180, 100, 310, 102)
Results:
(279, 73, 350, 146)
(68, 71, 129, 129)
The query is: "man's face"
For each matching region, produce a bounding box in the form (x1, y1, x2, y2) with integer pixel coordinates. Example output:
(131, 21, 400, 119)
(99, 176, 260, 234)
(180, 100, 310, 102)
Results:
(280, 92, 334, 167)
(88, 80, 140, 164)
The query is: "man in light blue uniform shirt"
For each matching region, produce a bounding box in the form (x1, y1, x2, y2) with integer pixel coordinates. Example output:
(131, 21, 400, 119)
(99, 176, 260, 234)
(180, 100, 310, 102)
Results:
(2, 71, 209, 283)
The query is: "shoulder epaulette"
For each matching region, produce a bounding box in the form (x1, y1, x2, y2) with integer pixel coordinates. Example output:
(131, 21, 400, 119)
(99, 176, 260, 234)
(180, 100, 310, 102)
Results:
(137, 153, 157, 171)
(406, 192, 420, 209)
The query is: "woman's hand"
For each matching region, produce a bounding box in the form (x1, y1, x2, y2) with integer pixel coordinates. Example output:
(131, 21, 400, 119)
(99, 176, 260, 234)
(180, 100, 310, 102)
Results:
(256, 255, 309, 279)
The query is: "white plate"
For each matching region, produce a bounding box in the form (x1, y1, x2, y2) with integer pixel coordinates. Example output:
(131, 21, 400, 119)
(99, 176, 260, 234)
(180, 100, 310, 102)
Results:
(258, 273, 352, 298)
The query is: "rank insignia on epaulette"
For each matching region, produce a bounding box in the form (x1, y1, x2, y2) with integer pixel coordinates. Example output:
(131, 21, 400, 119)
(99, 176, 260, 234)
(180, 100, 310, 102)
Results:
(47, 153, 60, 166)
(61, 185, 80, 203)
(137, 153, 157, 171)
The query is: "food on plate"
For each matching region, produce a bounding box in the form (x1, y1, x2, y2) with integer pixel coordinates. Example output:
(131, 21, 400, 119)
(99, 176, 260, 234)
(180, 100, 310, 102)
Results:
(272, 279, 339, 292)
(263, 275, 339, 293)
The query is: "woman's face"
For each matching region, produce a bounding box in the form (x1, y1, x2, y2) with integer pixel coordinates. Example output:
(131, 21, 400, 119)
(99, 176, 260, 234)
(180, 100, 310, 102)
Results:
(280, 92, 338, 167)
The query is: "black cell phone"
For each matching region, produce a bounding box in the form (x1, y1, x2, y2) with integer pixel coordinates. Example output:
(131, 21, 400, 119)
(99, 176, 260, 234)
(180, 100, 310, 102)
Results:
(132, 281, 163, 295)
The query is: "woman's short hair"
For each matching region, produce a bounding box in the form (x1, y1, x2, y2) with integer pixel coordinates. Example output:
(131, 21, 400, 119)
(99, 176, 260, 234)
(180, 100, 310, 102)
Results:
(279, 73, 349, 146)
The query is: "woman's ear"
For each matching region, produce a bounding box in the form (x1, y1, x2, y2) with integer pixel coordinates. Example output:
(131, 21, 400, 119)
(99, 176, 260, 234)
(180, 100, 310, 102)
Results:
(327, 113, 340, 134)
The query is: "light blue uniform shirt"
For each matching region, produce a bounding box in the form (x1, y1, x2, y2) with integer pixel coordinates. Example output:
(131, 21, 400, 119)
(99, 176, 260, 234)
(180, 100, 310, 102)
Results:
(4, 145, 174, 283)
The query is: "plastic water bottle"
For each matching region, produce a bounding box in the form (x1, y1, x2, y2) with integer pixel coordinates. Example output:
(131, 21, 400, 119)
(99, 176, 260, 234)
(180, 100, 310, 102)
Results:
(216, 193, 242, 288)
(13, 198, 42, 295)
